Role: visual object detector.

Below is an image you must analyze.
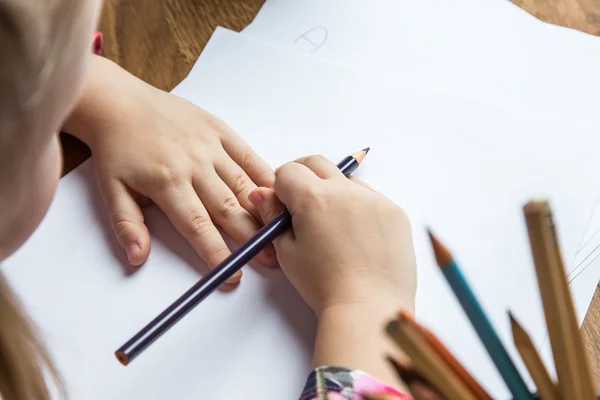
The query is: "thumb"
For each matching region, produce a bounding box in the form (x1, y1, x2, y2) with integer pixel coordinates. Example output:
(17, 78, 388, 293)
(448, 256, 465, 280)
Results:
(248, 187, 293, 257)
(100, 180, 151, 271)
(248, 187, 285, 225)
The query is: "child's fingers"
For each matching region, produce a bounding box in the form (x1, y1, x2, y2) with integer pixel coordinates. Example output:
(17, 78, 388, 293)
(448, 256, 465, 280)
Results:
(248, 187, 294, 251)
(99, 179, 151, 272)
(349, 176, 374, 190)
(274, 162, 321, 212)
(294, 155, 344, 180)
(214, 155, 261, 221)
(248, 187, 284, 224)
(193, 173, 278, 268)
(152, 182, 242, 283)
(219, 129, 275, 188)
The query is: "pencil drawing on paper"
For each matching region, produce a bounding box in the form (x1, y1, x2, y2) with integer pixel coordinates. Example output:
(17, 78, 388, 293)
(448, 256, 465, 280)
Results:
(293, 26, 328, 54)
(569, 193, 600, 283)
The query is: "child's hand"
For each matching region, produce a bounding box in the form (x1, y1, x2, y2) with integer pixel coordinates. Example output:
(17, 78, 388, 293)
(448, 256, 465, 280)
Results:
(64, 57, 277, 279)
(248, 155, 417, 317)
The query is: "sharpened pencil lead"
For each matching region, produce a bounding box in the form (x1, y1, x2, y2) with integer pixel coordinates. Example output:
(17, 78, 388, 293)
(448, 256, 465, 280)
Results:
(427, 229, 453, 268)
(352, 147, 370, 164)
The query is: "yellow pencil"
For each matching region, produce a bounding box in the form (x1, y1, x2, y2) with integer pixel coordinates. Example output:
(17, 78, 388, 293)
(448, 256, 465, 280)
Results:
(523, 200, 596, 400)
(509, 312, 558, 400)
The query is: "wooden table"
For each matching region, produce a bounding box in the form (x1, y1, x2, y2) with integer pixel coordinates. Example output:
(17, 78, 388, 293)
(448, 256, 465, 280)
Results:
(61, 0, 600, 385)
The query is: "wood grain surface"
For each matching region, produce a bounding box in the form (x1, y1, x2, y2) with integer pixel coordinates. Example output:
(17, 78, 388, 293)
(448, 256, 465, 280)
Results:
(61, 0, 600, 386)
(512, 0, 600, 35)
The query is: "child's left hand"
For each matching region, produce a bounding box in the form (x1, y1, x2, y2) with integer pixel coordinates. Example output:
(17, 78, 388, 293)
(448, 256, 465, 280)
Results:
(64, 56, 277, 278)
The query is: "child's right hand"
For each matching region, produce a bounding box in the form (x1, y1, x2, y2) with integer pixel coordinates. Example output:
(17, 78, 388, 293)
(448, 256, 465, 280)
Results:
(248, 155, 417, 317)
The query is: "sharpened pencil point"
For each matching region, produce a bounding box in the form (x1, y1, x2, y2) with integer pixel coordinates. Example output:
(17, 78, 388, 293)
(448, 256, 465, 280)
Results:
(508, 311, 517, 325)
(352, 147, 370, 164)
(509, 312, 529, 348)
(427, 229, 453, 268)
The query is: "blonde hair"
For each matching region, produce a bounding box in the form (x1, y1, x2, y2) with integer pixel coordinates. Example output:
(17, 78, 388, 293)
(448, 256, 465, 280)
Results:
(0, 0, 94, 398)
(0, 274, 60, 400)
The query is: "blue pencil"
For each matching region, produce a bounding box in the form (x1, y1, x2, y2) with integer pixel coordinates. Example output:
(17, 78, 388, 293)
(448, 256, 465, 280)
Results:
(427, 230, 533, 399)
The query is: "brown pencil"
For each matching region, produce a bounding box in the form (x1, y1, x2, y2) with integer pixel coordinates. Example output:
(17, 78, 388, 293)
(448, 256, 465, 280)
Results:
(363, 395, 398, 400)
(363, 395, 397, 400)
(398, 311, 492, 400)
(509, 312, 558, 400)
(386, 319, 478, 400)
(386, 356, 444, 400)
(523, 200, 596, 400)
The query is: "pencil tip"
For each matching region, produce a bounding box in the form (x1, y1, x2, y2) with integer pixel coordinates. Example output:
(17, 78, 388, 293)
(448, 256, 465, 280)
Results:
(352, 147, 370, 164)
(508, 312, 528, 347)
(427, 228, 453, 268)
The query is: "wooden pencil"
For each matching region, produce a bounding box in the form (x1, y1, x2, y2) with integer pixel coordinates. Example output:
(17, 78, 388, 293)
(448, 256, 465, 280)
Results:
(398, 310, 493, 400)
(408, 382, 444, 400)
(386, 319, 478, 400)
(363, 395, 397, 400)
(386, 356, 444, 400)
(428, 230, 533, 399)
(523, 201, 596, 400)
(509, 312, 558, 400)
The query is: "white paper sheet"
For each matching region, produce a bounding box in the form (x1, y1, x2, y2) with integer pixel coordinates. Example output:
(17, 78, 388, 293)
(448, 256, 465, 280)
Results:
(243, 0, 487, 92)
(4, 28, 600, 398)
(243, 0, 506, 104)
(246, 0, 600, 122)
(344, 0, 600, 122)
(246, 0, 600, 382)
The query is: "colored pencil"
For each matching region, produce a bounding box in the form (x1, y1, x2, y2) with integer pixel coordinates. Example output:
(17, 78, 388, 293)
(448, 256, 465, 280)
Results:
(427, 230, 533, 399)
(509, 312, 558, 400)
(386, 319, 478, 400)
(398, 310, 492, 400)
(115, 148, 370, 366)
(386, 356, 444, 400)
(363, 395, 398, 400)
(523, 201, 596, 400)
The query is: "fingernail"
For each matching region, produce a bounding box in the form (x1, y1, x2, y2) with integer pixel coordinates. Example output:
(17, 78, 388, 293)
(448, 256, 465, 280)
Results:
(125, 242, 141, 265)
(248, 190, 264, 206)
(232, 270, 243, 280)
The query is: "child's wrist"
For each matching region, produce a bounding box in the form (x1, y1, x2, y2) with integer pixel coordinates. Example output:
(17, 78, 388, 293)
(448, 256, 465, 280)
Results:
(313, 295, 413, 391)
(63, 56, 145, 147)
(316, 291, 415, 326)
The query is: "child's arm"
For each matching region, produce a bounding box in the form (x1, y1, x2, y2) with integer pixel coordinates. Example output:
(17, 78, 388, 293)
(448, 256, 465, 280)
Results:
(63, 55, 277, 276)
(248, 156, 418, 397)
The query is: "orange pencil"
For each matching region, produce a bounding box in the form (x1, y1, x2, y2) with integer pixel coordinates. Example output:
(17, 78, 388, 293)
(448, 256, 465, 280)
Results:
(398, 311, 492, 400)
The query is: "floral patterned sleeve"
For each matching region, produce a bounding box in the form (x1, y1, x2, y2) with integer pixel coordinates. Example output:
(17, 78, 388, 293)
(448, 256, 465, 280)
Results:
(299, 366, 413, 400)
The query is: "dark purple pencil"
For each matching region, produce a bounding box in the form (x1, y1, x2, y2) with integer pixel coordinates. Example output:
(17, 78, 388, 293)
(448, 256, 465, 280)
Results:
(115, 148, 369, 366)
